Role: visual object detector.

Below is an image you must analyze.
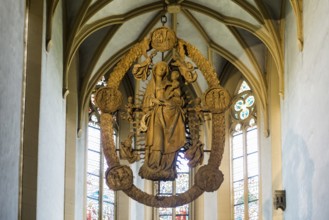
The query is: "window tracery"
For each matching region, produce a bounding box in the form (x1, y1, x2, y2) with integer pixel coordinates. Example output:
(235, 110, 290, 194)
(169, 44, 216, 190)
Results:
(230, 80, 259, 220)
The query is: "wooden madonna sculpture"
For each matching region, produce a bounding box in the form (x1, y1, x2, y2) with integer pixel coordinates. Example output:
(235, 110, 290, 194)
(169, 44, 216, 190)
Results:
(95, 26, 231, 207)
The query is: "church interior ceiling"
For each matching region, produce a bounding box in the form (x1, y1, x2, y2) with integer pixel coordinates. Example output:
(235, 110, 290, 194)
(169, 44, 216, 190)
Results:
(61, 0, 290, 131)
(56, 0, 304, 207)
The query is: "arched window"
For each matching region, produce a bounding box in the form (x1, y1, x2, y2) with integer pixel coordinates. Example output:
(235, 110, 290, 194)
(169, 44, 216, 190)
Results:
(87, 81, 116, 220)
(154, 152, 191, 220)
(231, 81, 259, 220)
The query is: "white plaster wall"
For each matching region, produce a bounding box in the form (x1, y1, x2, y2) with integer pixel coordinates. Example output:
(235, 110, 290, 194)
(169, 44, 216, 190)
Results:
(0, 0, 25, 219)
(282, 1, 329, 219)
(76, 128, 87, 220)
(36, 1, 66, 219)
(65, 54, 80, 220)
(261, 54, 284, 220)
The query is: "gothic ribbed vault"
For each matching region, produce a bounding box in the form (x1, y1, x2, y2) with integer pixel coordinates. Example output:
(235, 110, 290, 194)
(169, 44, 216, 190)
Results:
(61, 0, 292, 130)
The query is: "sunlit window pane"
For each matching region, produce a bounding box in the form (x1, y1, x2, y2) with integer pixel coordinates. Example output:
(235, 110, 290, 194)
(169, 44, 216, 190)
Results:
(247, 128, 258, 154)
(176, 216, 189, 220)
(87, 151, 101, 176)
(87, 173, 100, 199)
(160, 181, 173, 194)
(156, 152, 190, 219)
(87, 198, 99, 220)
(247, 153, 259, 177)
(177, 155, 189, 173)
(233, 180, 244, 205)
(176, 174, 189, 193)
(233, 157, 244, 182)
(232, 132, 243, 158)
(103, 179, 115, 204)
(103, 202, 115, 220)
(175, 204, 189, 215)
(87, 125, 116, 220)
(88, 127, 101, 152)
(234, 204, 245, 220)
(159, 216, 173, 220)
(248, 201, 258, 220)
(232, 81, 259, 220)
(248, 176, 259, 202)
(159, 207, 173, 215)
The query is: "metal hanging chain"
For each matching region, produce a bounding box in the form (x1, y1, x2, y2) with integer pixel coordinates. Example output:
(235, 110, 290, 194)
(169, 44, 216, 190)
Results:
(161, 14, 168, 61)
(161, 14, 167, 26)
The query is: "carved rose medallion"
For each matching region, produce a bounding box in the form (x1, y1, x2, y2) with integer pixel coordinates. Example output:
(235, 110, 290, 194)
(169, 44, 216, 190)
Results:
(106, 165, 133, 191)
(195, 165, 224, 192)
(151, 27, 177, 52)
(204, 87, 231, 113)
(95, 87, 122, 113)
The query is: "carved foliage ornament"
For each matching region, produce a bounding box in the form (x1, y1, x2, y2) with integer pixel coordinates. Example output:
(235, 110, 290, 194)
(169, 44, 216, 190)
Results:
(95, 27, 231, 207)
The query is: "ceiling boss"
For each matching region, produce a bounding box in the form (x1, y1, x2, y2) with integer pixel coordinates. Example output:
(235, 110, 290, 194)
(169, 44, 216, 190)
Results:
(95, 26, 231, 207)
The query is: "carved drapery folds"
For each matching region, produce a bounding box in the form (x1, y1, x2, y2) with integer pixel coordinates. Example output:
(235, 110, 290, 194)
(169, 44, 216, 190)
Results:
(95, 26, 231, 207)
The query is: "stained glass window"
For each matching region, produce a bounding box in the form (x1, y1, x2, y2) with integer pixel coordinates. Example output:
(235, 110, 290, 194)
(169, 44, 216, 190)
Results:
(86, 125, 116, 220)
(231, 81, 259, 220)
(155, 152, 190, 220)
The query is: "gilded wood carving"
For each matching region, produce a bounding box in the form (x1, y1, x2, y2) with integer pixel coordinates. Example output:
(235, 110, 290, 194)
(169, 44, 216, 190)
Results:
(95, 27, 231, 207)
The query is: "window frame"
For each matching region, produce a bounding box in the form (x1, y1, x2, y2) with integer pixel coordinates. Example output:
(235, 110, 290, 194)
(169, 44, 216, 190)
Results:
(230, 80, 261, 220)
(153, 151, 193, 220)
(86, 123, 117, 220)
